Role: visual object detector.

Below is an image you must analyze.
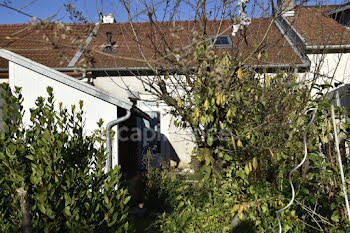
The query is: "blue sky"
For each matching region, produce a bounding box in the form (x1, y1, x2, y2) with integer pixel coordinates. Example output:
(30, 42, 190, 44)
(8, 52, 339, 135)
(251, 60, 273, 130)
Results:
(0, 0, 346, 24)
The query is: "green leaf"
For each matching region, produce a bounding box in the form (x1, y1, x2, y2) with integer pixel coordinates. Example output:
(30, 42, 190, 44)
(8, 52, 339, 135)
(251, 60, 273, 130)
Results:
(38, 203, 46, 214)
(123, 196, 131, 205)
(331, 214, 339, 223)
(178, 201, 184, 208)
(207, 136, 214, 146)
(224, 154, 232, 161)
(64, 206, 72, 217)
(253, 157, 258, 170)
(26, 155, 34, 160)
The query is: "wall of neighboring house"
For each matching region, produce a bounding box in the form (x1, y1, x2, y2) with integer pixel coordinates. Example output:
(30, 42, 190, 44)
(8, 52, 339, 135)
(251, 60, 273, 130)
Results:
(9, 62, 121, 168)
(296, 52, 350, 97)
(308, 53, 350, 84)
(94, 76, 195, 168)
(0, 78, 8, 83)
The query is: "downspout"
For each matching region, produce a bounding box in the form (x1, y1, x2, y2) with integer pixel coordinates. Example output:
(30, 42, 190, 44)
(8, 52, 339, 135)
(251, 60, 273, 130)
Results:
(76, 70, 86, 80)
(331, 95, 350, 222)
(106, 110, 131, 172)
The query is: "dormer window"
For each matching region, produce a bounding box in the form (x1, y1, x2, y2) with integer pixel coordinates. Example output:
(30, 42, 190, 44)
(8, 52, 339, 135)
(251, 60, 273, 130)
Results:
(326, 6, 350, 28)
(209, 35, 233, 48)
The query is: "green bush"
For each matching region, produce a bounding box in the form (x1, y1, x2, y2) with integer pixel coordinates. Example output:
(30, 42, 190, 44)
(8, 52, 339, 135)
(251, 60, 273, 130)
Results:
(0, 83, 130, 232)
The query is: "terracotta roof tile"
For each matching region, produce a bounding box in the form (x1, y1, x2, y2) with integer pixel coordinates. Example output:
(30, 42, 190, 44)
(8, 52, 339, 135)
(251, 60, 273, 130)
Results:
(2, 5, 350, 70)
(78, 18, 302, 69)
(288, 5, 350, 46)
(0, 22, 95, 69)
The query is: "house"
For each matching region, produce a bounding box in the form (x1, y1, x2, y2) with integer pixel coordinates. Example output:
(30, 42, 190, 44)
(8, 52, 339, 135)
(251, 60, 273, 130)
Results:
(1, 0, 350, 170)
(0, 49, 152, 176)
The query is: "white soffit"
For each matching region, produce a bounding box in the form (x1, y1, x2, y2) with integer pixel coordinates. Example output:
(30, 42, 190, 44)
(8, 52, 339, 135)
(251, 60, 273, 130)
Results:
(0, 49, 133, 110)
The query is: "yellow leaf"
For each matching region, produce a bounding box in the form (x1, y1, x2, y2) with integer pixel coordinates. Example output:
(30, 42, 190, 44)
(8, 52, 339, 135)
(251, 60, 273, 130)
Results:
(254, 95, 258, 101)
(231, 136, 236, 149)
(227, 109, 232, 118)
(265, 73, 270, 85)
(192, 110, 200, 119)
(216, 94, 222, 105)
(200, 116, 207, 125)
(239, 212, 244, 220)
(177, 98, 182, 108)
(257, 52, 262, 60)
(232, 204, 240, 212)
(248, 162, 252, 172)
(237, 68, 243, 80)
(197, 78, 202, 86)
(237, 139, 243, 147)
(269, 148, 274, 157)
(204, 156, 210, 166)
(253, 157, 258, 170)
(204, 99, 209, 111)
(244, 164, 250, 175)
(239, 205, 244, 214)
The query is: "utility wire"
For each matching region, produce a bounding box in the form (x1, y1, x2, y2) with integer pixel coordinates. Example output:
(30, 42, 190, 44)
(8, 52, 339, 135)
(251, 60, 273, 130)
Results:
(276, 107, 317, 233)
(0, 3, 42, 20)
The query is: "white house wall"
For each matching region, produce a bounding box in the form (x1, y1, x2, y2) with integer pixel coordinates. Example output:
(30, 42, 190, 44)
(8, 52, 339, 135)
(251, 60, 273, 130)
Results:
(0, 78, 8, 84)
(94, 76, 195, 168)
(9, 62, 120, 168)
(298, 53, 350, 96)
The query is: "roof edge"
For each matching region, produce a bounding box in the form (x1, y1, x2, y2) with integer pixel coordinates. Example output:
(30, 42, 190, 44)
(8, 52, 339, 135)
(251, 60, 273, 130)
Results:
(325, 3, 350, 15)
(68, 23, 101, 67)
(0, 49, 132, 110)
(274, 15, 311, 68)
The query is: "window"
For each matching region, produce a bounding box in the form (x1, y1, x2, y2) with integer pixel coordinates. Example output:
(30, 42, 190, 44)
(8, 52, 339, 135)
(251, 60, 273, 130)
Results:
(209, 35, 233, 48)
(139, 111, 161, 155)
(137, 101, 164, 169)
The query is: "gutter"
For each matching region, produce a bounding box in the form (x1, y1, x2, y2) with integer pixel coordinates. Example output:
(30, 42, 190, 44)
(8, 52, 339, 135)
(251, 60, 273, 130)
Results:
(306, 44, 350, 53)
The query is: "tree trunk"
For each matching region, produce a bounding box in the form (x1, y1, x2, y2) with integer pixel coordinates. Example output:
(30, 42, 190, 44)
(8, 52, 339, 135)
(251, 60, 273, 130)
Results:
(17, 187, 32, 233)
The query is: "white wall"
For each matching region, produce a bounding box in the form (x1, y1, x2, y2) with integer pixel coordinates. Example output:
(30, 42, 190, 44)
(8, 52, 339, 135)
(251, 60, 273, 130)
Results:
(94, 76, 195, 168)
(297, 53, 350, 96)
(9, 62, 120, 168)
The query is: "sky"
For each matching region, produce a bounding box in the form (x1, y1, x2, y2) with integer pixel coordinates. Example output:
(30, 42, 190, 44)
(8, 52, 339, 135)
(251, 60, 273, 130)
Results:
(0, 0, 347, 24)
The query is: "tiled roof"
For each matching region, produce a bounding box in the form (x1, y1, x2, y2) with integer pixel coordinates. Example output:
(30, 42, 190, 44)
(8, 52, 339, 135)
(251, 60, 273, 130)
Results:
(288, 5, 350, 46)
(78, 18, 303, 68)
(0, 22, 95, 69)
(1, 4, 350, 70)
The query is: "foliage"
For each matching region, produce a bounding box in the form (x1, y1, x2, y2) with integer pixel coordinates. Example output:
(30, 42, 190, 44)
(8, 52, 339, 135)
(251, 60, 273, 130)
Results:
(150, 44, 350, 232)
(0, 83, 130, 232)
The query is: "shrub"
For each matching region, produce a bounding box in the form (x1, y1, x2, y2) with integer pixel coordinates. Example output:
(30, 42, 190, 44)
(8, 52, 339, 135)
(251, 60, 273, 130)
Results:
(0, 83, 130, 232)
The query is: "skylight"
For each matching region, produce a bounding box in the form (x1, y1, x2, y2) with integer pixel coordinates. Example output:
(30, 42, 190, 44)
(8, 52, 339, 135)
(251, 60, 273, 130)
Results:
(209, 35, 233, 48)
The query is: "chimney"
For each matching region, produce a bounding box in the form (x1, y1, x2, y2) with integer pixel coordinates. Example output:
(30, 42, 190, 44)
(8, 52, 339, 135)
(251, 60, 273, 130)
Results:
(277, 0, 295, 17)
(102, 13, 115, 24)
